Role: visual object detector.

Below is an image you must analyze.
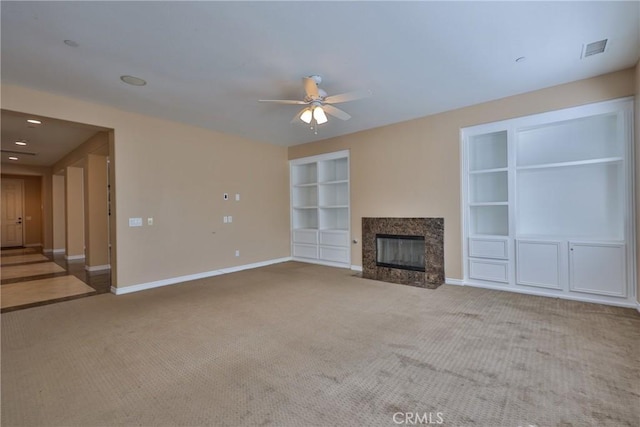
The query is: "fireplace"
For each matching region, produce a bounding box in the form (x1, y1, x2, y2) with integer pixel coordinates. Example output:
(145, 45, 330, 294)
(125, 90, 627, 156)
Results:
(362, 218, 444, 289)
(376, 234, 425, 272)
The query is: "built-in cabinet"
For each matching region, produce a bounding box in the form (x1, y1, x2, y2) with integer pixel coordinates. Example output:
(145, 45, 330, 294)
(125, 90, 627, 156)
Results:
(291, 150, 350, 267)
(462, 98, 635, 306)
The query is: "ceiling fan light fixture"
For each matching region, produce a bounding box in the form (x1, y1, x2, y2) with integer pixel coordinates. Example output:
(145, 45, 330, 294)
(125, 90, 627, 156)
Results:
(313, 106, 328, 125)
(300, 108, 313, 124)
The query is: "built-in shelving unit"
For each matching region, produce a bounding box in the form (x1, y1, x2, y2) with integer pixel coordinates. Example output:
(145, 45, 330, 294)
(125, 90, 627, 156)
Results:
(462, 98, 635, 307)
(291, 150, 350, 267)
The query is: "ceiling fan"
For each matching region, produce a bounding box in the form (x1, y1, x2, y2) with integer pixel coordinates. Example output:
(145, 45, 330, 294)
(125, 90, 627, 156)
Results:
(259, 75, 371, 131)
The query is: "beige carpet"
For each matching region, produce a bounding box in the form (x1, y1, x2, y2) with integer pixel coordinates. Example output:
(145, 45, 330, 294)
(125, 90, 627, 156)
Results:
(1, 262, 638, 426)
(1, 275, 95, 308)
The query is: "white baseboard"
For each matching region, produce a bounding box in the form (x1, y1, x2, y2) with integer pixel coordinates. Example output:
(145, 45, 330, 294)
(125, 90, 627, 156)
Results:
(445, 278, 464, 286)
(24, 243, 42, 248)
(461, 280, 637, 309)
(52, 248, 66, 254)
(85, 264, 111, 272)
(43, 248, 53, 253)
(636, 301, 640, 314)
(65, 254, 85, 260)
(111, 257, 292, 295)
(351, 265, 363, 272)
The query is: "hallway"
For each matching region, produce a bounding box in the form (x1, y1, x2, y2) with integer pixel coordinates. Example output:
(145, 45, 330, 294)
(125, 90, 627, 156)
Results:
(1, 247, 110, 312)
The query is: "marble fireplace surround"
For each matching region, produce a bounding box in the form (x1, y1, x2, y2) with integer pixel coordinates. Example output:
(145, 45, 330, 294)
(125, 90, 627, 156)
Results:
(362, 217, 444, 289)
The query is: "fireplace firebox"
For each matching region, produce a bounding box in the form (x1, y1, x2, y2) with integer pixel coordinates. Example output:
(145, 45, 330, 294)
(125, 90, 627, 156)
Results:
(376, 234, 425, 272)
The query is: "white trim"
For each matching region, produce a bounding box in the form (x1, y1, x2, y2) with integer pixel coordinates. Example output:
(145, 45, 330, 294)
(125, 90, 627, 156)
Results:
(462, 280, 637, 309)
(24, 243, 42, 248)
(65, 254, 85, 260)
(445, 278, 464, 286)
(52, 248, 65, 254)
(351, 265, 363, 272)
(291, 257, 350, 269)
(636, 301, 640, 314)
(85, 264, 111, 272)
(111, 257, 292, 295)
(289, 149, 350, 165)
(43, 248, 53, 253)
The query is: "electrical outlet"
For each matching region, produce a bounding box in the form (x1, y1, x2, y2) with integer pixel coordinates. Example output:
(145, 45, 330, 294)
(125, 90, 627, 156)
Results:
(235, 193, 240, 201)
(228, 215, 233, 223)
(223, 193, 229, 200)
(147, 217, 153, 226)
(235, 250, 240, 257)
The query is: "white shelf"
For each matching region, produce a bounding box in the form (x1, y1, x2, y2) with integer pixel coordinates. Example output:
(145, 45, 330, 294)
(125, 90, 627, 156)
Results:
(469, 167, 508, 175)
(516, 157, 623, 171)
(318, 180, 348, 185)
(462, 97, 633, 307)
(290, 150, 350, 266)
(469, 202, 508, 207)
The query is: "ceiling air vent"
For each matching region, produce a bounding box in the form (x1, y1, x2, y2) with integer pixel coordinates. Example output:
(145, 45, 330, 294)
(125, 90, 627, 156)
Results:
(582, 39, 607, 58)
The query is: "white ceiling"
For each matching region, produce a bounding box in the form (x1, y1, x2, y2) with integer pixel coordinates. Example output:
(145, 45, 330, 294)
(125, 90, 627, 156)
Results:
(1, 1, 639, 148)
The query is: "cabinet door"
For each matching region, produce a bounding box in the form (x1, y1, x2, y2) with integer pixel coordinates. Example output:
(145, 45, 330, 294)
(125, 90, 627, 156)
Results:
(516, 240, 562, 290)
(569, 242, 626, 297)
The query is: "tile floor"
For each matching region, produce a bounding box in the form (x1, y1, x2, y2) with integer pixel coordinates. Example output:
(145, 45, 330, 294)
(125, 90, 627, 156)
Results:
(0, 247, 111, 312)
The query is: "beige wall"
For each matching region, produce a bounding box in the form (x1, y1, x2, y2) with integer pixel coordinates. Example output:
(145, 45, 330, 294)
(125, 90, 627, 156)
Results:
(289, 68, 636, 280)
(1, 174, 42, 246)
(65, 166, 85, 258)
(2, 83, 290, 288)
(52, 174, 66, 251)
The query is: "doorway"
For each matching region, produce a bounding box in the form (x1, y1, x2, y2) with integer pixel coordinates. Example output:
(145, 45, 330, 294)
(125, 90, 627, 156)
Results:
(1, 178, 24, 247)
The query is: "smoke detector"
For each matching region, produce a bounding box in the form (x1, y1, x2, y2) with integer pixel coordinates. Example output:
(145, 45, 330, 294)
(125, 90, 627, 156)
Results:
(581, 39, 608, 59)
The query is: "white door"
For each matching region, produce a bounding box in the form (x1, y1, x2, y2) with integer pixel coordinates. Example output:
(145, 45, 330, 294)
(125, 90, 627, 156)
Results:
(1, 179, 24, 247)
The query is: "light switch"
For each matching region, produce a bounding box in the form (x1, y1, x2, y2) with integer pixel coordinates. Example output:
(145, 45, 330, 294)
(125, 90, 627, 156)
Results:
(129, 217, 143, 227)
(147, 217, 153, 226)
(228, 215, 233, 223)
(223, 216, 228, 223)
(235, 193, 240, 201)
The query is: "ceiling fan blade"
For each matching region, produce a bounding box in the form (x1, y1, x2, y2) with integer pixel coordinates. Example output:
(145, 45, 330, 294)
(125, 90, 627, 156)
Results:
(324, 89, 372, 104)
(259, 99, 307, 105)
(322, 104, 351, 121)
(303, 77, 320, 99)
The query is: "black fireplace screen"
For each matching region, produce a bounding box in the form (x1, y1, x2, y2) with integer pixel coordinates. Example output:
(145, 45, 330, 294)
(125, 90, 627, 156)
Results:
(376, 234, 426, 272)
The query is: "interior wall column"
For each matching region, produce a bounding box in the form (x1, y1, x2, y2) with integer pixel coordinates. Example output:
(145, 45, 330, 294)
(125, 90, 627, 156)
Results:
(52, 174, 66, 253)
(84, 154, 109, 270)
(65, 166, 85, 260)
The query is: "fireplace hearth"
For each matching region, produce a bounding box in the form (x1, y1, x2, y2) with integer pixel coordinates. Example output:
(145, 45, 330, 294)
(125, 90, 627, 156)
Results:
(362, 218, 444, 289)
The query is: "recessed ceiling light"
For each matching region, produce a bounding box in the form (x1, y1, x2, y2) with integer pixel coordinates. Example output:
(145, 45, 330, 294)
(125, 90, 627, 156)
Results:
(15, 141, 27, 146)
(515, 56, 526, 63)
(27, 119, 41, 125)
(120, 75, 147, 86)
(8, 156, 19, 161)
